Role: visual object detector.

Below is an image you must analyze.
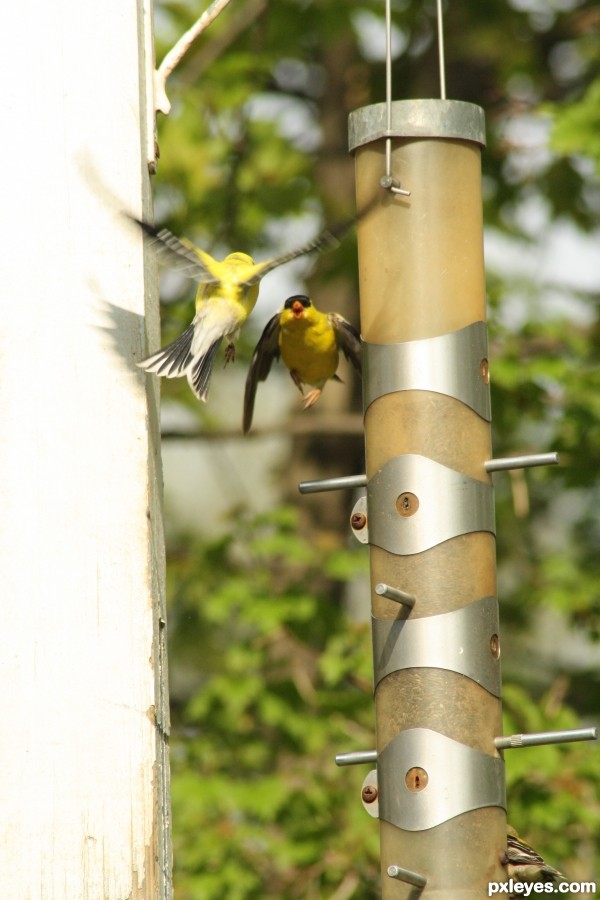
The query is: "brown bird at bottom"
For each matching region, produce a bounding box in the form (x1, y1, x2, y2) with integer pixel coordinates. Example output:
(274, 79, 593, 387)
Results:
(500, 828, 567, 894)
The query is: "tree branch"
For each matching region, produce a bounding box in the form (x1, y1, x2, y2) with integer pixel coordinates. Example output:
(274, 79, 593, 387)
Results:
(160, 413, 365, 441)
(154, 0, 233, 115)
(182, 0, 268, 83)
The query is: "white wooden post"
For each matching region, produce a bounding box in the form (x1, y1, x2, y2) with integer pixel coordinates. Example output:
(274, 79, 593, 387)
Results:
(0, 1, 171, 897)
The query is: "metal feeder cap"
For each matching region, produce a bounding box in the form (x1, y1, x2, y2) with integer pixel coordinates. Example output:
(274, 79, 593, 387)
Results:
(348, 99, 486, 152)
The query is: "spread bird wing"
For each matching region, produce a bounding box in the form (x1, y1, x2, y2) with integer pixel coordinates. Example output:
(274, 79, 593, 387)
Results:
(131, 217, 222, 285)
(244, 228, 342, 286)
(242, 312, 282, 434)
(330, 313, 362, 375)
(243, 192, 380, 287)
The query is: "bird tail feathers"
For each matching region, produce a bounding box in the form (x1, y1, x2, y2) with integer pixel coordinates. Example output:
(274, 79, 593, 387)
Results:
(139, 326, 222, 402)
(188, 339, 222, 401)
(138, 324, 195, 377)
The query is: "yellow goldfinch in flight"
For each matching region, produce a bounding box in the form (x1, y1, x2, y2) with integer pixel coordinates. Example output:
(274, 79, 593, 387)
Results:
(243, 294, 361, 434)
(501, 829, 567, 890)
(133, 198, 375, 401)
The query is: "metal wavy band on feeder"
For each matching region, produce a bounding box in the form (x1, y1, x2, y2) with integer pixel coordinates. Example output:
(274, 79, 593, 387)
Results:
(377, 727, 506, 832)
(364, 453, 495, 555)
(371, 595, 501, 697)
(362, 321, 491, 421)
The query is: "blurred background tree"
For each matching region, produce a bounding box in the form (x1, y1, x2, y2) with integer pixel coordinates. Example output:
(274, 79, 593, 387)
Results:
(150, 0, 600, 896)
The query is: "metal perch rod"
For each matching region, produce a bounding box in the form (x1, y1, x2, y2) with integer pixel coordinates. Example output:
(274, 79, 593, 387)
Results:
(495, 727, 598, 750)
(299, 452, 559, 493)
(298, 474, 367, 494)
(387, 864, 427, 887)
(335, 749, 378, 767)
(485, 452, 559, 473)
(337, 727, 598, 766)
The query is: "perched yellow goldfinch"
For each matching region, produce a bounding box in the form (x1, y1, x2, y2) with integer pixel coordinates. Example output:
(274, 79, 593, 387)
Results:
(133, 200, 375, 401)
(501, 829, 567, 890)
(243, 294, 361, 434)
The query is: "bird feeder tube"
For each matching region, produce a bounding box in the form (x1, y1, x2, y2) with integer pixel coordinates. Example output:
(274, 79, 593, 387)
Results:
(350, 99, 507, 897)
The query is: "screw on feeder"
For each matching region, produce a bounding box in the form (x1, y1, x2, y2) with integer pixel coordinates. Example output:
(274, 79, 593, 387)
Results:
(361, 784, 378, 803)
(351, 511, 367, 530)
(396, 491, 419, 516)
(405, 766, 429, 792)
(490, 633, 501, 659)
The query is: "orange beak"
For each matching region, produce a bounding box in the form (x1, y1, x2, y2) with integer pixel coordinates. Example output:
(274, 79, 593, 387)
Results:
(291, 300, 305, 318)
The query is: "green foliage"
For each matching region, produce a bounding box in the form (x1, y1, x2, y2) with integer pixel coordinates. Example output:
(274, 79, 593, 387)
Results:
(503, 682, 600, 879)
(548, 78, 600, 176)
(167, 509, 380, 898)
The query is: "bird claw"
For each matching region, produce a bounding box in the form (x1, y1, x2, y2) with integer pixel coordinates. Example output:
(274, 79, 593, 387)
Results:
(302, 389, 322, 410)
(224, 343, 236, 366)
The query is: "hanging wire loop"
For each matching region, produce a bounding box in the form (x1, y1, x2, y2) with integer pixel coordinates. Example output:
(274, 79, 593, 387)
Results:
(382, 0, 411, 197)
(380, 0, 447, 196)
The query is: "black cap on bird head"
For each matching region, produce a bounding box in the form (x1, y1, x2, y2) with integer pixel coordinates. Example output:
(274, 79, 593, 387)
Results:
(284, 294, 311, 315)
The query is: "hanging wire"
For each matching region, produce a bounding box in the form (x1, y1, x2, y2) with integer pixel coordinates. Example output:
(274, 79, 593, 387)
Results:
(383, 0, 393, 184)
(381, 0, 411, 196)
(380, 0, 448, 195)
(436, 0, 447, 99)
